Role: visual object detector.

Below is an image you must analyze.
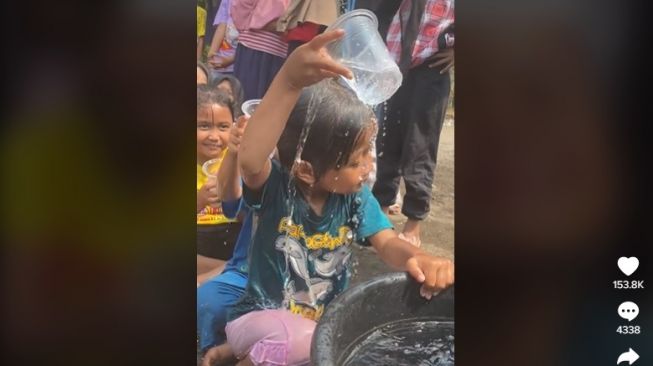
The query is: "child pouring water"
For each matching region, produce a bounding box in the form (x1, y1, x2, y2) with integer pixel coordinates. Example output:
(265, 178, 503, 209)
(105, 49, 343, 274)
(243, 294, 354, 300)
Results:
(207, 30, 454, 366)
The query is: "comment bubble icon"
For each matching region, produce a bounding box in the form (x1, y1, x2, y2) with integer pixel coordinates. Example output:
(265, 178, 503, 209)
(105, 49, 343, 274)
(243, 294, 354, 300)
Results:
(618, 301, 639, 322)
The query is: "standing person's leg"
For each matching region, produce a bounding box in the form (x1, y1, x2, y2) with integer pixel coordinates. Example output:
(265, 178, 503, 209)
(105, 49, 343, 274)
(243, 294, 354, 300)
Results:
(371, 102, 401, 214)
(390, 187, 403, 215)
(372, 82, 409, 214)
(256, 52, 285, 100)
(400, 65, 451, 246)
(233, 45, 258, 101)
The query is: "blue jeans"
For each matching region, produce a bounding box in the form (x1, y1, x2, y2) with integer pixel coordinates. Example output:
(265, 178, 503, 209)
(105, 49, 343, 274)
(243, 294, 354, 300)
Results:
(197, 270, 247, 353)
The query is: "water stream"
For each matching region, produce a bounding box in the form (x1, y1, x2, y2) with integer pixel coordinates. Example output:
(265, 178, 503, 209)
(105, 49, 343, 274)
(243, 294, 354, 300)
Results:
(282, 91, 321, 305)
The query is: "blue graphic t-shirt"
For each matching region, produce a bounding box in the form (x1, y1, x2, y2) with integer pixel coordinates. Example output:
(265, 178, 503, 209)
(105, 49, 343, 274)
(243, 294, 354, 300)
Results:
(228, 160, 392, 322)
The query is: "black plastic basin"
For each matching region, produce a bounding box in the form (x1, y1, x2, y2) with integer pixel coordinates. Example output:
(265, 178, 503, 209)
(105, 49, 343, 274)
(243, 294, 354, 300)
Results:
(311, 272, 454, 365)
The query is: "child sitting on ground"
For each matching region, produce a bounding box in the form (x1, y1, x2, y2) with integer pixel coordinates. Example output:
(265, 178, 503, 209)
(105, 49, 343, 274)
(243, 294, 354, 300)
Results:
(199, 116, 256, 364)
(206, 30, 454, 366)
(196, 86, 243, 283)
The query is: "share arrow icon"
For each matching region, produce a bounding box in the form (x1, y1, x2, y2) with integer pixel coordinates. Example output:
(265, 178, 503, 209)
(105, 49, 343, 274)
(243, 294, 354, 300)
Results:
(617, 348, 639, 365)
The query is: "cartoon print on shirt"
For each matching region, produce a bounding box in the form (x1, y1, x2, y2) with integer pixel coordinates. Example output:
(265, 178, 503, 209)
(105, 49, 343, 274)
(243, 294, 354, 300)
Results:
(275, 235, 311, 280)
(313, 244, 352, 278)
(275, 235, 335, 309)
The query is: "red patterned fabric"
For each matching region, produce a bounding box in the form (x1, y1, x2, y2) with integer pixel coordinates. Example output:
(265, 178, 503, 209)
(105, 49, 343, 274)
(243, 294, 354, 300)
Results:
(386, 0, 455, 68)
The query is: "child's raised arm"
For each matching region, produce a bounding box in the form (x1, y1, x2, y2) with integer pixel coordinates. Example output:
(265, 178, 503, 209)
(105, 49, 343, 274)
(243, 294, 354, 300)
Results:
(238, 29, 353, 191)
(218, 115, 248, 204)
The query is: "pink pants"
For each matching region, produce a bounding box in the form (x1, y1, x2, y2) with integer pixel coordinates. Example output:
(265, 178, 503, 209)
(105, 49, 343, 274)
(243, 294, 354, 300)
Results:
(225, 309, 316, 366)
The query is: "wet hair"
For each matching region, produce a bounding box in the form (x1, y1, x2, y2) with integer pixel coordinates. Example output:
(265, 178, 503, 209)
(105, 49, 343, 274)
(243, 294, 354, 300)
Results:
(277, 79, 375, 181)
(197, 85, 235, 121)
(210, 75, 245, 117)
(197, 62, 210, 84)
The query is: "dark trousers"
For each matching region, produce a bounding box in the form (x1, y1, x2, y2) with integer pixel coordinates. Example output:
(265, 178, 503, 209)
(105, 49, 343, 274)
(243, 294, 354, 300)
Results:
(233, 44, 285, 101)
(197, 222, 242, 260)
(372, 63, 451, 220)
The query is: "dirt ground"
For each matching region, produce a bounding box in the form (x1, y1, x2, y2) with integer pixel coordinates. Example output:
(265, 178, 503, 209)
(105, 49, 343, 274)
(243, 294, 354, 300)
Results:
(351, 121, 454, 286)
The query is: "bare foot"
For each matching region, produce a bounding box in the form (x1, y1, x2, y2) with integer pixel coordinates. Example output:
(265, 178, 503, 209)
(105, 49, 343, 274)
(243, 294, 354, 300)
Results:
(400, 219, 421, 247)
(201, 344, 236, 366)
(388, 191, 403, 215)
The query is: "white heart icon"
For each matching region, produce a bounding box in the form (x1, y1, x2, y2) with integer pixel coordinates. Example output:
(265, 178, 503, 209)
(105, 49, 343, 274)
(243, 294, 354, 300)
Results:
(618, 257, 639, 276)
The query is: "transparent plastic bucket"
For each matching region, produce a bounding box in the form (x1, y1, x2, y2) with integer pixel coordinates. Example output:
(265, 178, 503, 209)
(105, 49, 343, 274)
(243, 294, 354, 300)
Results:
(325, 10, 402, 106)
